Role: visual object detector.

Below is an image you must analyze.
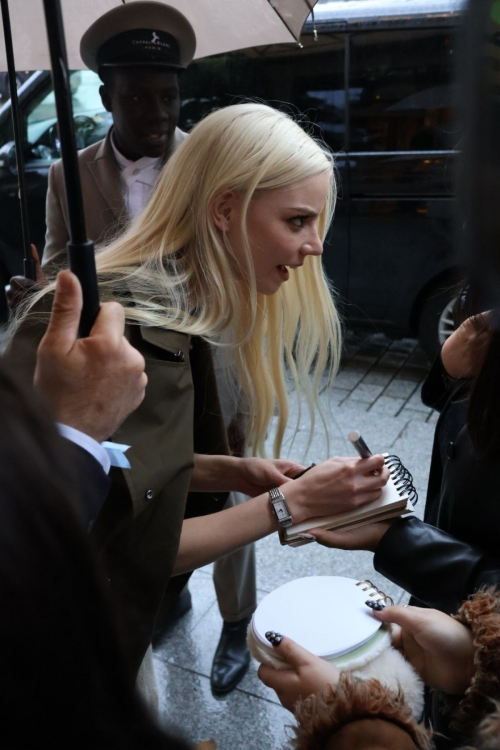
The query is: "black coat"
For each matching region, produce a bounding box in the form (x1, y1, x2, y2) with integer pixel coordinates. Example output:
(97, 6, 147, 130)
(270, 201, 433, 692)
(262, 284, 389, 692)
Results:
(374, 354, 500, 614)
(373, 354, 500, 748)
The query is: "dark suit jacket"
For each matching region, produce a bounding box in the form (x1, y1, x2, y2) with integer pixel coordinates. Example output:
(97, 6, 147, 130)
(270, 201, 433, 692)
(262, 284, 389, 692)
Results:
(64, 440, 110, 529)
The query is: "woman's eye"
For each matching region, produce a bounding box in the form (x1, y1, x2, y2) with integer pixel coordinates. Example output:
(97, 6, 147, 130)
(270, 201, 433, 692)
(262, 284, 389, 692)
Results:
(290, 216, 306, 228)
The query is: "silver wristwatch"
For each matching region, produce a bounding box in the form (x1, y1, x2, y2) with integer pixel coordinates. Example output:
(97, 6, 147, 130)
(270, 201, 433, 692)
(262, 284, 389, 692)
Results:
(269, 487, 293, 528)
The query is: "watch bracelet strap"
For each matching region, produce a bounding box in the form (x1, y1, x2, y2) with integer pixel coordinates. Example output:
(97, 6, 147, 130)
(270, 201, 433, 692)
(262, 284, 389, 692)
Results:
(269, 487, 285, 502)
(269, 487, 293, 528)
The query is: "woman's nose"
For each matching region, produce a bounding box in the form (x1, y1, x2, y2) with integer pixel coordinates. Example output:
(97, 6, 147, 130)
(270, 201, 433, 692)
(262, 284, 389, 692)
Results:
(300, 231, 323, 257)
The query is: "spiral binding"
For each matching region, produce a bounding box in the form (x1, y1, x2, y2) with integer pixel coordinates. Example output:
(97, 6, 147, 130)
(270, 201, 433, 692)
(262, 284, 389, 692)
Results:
(356, 579, 394, 606)
(384, 454, 418, 506)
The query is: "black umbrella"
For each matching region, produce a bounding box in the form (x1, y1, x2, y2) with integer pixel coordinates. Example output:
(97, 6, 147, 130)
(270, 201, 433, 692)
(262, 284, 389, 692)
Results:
(0, 0, 36, 281)
(41, 0, 99, 336)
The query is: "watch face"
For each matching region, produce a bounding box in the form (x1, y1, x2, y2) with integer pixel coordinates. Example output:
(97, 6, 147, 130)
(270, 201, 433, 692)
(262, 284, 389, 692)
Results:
(274, 500, 289, 519)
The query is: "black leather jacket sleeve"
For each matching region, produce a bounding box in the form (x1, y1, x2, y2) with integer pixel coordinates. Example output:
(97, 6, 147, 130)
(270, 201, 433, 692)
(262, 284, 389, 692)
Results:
(373, 516, 500, 614)
(421, 351, 468, 413)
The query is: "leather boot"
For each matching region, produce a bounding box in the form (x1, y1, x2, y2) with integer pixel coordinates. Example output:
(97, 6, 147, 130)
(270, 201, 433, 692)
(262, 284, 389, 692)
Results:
(210, 616, 251, 694)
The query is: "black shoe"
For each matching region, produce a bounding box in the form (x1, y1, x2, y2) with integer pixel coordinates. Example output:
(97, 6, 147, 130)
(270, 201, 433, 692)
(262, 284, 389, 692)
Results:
(210, 616, 252, 695)
(152, 586, 192, 646)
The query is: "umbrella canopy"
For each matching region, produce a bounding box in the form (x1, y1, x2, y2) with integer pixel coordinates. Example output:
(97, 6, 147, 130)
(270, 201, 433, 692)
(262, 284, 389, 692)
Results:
(0, 0, 318, 71)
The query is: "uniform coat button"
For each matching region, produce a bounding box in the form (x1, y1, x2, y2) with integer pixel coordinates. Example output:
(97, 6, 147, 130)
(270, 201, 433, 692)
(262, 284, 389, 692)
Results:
(446, 441, 455, 459)
(145, 489, 154, 500)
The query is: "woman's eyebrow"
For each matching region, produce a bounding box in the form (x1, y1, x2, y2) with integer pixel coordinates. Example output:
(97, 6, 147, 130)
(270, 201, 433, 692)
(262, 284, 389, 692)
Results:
(287, 206, 319, 216)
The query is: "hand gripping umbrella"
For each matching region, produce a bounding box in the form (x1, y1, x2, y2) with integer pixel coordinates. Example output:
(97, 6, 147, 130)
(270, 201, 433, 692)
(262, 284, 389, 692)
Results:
(41, 0, 100, 337)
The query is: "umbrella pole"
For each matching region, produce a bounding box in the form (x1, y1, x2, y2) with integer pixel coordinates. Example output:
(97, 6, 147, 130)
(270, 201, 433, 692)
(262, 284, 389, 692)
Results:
(42, 0, 99, 337)
(0, 0, 36, 281)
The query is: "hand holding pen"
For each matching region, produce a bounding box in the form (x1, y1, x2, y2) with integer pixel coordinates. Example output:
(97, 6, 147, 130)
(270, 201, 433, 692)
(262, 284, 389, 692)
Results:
(282, 453, 388, 523)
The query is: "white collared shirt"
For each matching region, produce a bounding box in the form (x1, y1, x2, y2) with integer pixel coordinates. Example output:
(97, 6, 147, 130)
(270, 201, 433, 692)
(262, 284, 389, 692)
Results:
(110, 132, 163, 220)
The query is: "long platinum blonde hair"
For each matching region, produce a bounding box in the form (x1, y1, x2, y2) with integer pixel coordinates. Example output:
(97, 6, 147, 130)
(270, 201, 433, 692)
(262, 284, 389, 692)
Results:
(28, 103, 342, 456)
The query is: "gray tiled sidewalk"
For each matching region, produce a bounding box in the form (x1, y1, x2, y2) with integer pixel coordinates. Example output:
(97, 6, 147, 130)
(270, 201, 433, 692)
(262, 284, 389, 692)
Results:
(154, 332, 436, 749)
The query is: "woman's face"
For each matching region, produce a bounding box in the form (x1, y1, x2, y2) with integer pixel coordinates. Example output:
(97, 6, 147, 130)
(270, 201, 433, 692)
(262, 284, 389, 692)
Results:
(216, 172, 330, 295)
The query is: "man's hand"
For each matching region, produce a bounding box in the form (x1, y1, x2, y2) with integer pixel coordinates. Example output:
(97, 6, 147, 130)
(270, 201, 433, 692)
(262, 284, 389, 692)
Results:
(258, 636, 340, 712)
(373, 604, 474, 694)
(441, 312, 492, 380)
(34, 270, 147, 442)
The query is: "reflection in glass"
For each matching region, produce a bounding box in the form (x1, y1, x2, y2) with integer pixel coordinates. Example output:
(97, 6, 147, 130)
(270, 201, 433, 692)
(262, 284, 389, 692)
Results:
(350, 29, 458, 152)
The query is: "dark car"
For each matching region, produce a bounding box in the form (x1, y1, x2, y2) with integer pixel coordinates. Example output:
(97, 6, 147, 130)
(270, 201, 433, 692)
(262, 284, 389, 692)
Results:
(0, 0, 465, 356)
(0, 70, 33, 103)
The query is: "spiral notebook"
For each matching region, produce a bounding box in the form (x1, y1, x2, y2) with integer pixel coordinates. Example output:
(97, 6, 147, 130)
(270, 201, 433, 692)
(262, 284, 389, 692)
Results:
(281, 454, 418, 547)
(249, 577, 394, 660)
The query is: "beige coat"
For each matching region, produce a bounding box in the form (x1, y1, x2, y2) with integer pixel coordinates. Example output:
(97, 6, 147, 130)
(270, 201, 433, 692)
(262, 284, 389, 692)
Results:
(42, 126, 188, 266)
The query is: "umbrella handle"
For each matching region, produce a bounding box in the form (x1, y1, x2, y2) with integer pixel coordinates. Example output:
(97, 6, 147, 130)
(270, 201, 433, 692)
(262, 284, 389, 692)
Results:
(42, 0, 100, 337)
(67, 240, 100, 338)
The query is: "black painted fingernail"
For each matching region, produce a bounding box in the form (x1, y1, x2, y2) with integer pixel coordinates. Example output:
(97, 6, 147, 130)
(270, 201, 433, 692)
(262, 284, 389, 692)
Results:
(265, 631, 284, 646)
(365, 599, 385, 611)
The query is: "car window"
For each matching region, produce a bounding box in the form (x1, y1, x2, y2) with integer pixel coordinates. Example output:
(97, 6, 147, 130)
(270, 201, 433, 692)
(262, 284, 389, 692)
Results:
(179, 34, 346, 152)
(26, 70, 112, 161)
(349, 28, 458, 152)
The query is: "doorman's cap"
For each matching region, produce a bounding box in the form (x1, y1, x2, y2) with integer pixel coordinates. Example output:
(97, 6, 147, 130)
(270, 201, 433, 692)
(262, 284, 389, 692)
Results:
(80, 2, 196, 74)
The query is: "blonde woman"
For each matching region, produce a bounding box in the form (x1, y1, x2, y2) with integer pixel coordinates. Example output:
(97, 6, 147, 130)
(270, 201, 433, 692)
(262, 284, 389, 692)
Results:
(10, 103, 388, 680)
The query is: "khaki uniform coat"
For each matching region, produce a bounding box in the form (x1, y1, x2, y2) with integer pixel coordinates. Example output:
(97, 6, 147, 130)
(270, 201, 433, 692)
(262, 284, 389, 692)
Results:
(8, 310, 229, 677)
(30, 125, 228, 675)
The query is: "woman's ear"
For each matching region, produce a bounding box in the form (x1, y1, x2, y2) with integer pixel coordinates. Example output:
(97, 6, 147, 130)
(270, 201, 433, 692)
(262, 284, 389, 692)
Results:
(211, 191, 237, 231)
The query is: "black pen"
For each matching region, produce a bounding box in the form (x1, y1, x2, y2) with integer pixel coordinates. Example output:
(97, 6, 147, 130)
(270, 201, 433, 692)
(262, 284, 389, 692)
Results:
(348, 430, 379, 475)
(293, 463, 316, 479)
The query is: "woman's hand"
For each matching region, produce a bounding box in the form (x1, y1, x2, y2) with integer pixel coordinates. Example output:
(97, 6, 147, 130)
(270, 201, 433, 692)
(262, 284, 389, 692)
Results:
(441, 312, 492, 380)
(284, 455, 389, 525)
(374, 605, 474, 694)
(236, 457, 305, 497)
(258, 635, 340, 712)
(190, 454, 304, 494)
(310, 521, 393, 552)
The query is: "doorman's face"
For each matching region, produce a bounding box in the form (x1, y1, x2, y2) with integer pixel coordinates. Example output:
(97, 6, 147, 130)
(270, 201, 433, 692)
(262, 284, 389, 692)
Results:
(100, 67, 180, 161)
